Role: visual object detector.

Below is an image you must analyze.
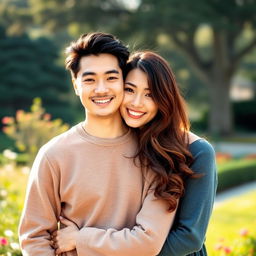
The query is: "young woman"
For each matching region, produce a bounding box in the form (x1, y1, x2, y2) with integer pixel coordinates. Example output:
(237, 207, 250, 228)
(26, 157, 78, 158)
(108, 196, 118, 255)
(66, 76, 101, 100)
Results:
(53, 51, 217, 256)
(120, 51, 217, 256)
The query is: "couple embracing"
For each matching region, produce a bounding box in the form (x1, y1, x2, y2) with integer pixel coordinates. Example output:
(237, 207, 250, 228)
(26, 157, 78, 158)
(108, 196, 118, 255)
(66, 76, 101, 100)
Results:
(19, 32, 217, 256)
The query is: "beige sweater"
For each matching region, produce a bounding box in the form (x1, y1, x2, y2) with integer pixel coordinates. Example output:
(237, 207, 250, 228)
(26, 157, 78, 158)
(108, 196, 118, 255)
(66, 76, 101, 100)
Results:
(19, 123, 176, 256)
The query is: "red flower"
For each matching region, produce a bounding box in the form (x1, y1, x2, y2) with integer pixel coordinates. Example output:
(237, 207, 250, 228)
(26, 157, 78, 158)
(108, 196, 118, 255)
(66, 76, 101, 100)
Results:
(0, 237, 8, 245)
(2, 116, 13, 125)
(43, 113, 51, 121)
(223, 246, 232, 254)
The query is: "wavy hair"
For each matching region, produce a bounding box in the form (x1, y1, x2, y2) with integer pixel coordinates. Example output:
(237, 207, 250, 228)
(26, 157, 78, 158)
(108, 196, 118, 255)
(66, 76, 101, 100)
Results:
(124, 51, 196, 212)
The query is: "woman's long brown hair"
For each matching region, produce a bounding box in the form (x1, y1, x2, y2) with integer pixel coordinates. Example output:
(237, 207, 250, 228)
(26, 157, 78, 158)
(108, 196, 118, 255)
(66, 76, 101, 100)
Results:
(124, 51, 196, 212)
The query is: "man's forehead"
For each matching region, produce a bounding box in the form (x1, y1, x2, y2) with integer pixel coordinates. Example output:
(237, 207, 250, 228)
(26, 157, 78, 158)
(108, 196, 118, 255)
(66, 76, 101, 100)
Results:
(78, 54, 121, 75)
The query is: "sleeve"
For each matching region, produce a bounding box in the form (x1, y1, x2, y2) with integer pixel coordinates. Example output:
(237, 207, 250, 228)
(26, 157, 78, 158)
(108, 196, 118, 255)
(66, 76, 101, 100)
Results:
(158, 140, 218, 256)
(18, 146, 61, 256)
(75, 179, 178, 256)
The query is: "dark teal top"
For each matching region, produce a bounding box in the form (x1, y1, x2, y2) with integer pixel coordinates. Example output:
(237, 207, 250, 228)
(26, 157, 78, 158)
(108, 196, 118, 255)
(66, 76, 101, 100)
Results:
(158, 139, 217, 256)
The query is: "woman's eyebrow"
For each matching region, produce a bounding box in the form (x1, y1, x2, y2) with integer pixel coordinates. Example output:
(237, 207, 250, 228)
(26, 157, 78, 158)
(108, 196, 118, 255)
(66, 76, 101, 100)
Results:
(125, 82, 136, 87)
(125, 82, 150, 91)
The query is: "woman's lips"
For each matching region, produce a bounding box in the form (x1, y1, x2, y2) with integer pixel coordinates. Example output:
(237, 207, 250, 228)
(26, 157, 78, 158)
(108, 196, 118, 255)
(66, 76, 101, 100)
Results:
(127, 108, 145, 119)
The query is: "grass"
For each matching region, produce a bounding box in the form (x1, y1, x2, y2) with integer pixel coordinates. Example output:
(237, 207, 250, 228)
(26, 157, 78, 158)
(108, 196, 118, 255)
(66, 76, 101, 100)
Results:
(206, 190, 256, 255)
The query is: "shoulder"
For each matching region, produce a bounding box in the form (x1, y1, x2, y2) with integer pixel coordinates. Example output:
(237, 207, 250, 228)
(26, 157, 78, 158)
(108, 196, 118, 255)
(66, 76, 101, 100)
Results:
(187, 133, 216, 166)
(39, 124, 79, 157)
(187, 131, 201, 144)
(188, 132, 214, 153)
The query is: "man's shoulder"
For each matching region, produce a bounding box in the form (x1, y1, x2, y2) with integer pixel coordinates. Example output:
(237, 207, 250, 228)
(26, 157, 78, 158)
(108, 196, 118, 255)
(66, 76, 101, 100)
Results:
(40, 124, 80, 155)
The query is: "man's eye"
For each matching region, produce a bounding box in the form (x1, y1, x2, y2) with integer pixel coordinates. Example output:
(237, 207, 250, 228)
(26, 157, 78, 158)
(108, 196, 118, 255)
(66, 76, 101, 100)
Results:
(83, 78, 94, 82)
(107, 76, 118, 81)
(124, 87, 133, 93)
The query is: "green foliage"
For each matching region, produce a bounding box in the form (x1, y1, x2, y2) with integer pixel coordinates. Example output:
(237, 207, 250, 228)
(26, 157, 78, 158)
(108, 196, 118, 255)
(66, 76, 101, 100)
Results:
(0, 27, 75, 124)
(217, 159, 256, 192)
(2, 98, 69, 166)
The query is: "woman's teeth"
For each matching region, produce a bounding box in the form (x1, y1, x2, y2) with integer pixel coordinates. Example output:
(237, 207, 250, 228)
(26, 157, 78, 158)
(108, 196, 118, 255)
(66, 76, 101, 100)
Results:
(128, 109, 144, 117)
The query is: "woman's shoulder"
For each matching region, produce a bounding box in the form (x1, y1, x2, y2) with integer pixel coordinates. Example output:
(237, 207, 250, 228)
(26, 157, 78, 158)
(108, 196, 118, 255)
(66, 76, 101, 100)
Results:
(187, 132, 215, 158)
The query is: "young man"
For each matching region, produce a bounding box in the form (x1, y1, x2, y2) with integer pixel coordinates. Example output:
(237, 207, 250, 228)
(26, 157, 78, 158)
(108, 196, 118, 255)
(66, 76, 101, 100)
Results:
(18, 32, 176, 256)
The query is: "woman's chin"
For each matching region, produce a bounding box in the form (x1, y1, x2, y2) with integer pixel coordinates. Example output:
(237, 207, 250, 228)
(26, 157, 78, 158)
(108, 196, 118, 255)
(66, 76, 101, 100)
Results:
(123, 119, 143, 128)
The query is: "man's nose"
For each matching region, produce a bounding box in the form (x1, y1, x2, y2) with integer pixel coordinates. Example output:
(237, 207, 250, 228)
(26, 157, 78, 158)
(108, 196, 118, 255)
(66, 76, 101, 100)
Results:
(94, 80, 109, 94)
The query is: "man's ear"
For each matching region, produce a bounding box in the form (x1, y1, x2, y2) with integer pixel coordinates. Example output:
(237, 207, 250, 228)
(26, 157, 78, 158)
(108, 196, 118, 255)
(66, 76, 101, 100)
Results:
(72, 78, 79, 96)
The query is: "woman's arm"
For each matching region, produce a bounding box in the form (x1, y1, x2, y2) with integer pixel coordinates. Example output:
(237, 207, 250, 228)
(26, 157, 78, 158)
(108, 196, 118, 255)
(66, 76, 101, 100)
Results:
(158, 139, 217, 256)
(53, 178, 178, 256)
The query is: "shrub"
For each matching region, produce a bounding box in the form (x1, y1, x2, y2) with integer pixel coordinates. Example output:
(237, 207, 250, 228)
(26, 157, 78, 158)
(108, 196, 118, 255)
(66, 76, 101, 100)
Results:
(217, 159, 256, 192)
(2, 98, 69, 166)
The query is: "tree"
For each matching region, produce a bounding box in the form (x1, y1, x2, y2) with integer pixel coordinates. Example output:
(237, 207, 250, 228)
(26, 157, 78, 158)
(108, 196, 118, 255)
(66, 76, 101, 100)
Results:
(6, 0, 256, 135)
(0, 27, 74, 124)
(0, 0, 32, 35)
(120, 0, 256, 135)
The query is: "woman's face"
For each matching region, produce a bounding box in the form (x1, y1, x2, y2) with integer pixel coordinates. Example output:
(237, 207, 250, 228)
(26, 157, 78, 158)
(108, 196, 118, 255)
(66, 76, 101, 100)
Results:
(120, 68, 158, 128)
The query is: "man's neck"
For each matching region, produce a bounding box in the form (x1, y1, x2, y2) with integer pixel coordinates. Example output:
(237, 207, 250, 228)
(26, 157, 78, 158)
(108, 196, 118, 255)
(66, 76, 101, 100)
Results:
(83, 113, 128, 139)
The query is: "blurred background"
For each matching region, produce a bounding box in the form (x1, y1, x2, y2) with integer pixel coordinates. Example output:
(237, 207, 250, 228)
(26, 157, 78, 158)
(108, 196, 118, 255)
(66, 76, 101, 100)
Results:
(0, 0, 255, 255)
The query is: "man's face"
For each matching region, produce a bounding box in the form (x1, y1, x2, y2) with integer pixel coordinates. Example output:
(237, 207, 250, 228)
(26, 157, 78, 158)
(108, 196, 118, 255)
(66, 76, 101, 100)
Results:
(73, 53, 124, 119)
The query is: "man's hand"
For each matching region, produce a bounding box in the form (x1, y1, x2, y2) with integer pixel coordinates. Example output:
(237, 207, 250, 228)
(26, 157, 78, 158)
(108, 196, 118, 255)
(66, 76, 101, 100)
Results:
(52, 217, 79, 255)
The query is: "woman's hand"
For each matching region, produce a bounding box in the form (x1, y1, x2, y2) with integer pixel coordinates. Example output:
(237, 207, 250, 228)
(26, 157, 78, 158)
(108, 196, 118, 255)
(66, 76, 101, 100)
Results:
(52, 217, 79, 255)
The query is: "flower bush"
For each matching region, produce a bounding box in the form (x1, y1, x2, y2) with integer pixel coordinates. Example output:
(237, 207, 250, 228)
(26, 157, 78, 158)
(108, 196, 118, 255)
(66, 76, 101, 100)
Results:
(214, 228, 256, 255)
(0, 184, 22, 256)
(2, 98, 69, 166)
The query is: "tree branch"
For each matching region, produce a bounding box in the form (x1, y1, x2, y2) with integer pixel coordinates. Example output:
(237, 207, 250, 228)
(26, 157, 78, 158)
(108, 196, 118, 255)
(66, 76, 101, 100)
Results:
(234, 35, 256, 65)
(171, 31, 212, 87)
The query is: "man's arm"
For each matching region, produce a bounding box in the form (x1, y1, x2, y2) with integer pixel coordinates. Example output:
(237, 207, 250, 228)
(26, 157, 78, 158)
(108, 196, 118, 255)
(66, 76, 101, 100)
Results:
(74, 179, 177, 256)
(18, 146, 61, 256)
(158, 139, 217, 256)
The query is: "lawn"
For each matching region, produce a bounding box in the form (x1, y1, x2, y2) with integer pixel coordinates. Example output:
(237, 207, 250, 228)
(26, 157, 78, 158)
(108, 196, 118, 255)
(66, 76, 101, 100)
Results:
(206, 190, 256, 255)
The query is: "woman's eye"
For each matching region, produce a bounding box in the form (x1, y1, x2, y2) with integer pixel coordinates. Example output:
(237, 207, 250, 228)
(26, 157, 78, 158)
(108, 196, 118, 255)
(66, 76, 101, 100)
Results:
(145, 93, 152, 98)
(124, 87, 134, 93)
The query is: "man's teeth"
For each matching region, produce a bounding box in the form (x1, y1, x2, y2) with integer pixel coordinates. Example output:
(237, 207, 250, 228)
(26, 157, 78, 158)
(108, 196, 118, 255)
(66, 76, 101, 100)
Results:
(128, 110, 144, 116)
(93, 99, 111, 104)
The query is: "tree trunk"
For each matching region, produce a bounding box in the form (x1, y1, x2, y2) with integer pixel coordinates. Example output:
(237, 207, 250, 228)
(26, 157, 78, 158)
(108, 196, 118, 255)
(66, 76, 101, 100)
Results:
(208, 76, 233, 136)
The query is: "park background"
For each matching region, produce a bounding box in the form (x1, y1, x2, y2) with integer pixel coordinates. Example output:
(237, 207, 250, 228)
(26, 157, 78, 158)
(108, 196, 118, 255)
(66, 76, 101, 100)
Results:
(0, 0, 256, 255)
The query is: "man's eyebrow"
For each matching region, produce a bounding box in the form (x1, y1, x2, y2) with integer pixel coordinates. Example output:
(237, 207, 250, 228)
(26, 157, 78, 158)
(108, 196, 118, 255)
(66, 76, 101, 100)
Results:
(81, 71, 95, 77)
(105, 69, 120, 75)
(81, 70, 120, 77)
(125, 82, 150, 90)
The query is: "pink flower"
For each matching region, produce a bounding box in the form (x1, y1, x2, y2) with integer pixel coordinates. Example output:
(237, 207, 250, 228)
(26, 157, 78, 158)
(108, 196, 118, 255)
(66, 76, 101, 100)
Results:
(214, 243, 223, 251)
(223, 246, 232, 254)
(239, 228, 249, 237)
(0, 237, 8, 245)
(43, 113, 51, 121)
(2, 116, 13, 125)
